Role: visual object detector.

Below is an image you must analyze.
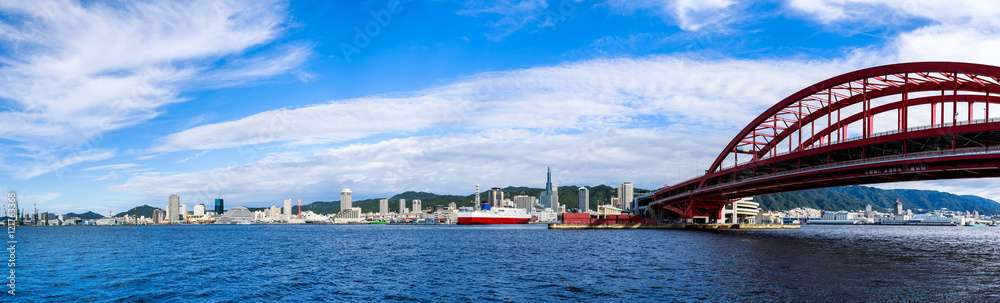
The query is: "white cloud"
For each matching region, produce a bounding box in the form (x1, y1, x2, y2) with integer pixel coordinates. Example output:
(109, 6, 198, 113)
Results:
(458, 0, 549, 40)
(602, 0, 736, 31)
(82, 163, 140, 171)
(151, 55, 854, 153)
(0, 0, 307, 178)
(20, 149, 115, 179)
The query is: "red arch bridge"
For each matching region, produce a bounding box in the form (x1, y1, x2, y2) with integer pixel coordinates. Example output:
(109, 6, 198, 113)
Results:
(638, 62, 1000, 221)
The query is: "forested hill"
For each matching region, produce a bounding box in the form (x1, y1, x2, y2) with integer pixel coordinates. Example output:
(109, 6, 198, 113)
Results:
(755, 185, 1000, 214)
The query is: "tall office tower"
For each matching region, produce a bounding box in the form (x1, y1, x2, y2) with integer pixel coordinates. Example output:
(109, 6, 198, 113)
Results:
(168, 195, 180, 223)
(513, 195, 535, 212)
(214, 198, 224, 215)
(194, 204, 206, 217)
(475, 183, 480, 210)
(379, 198, 389, 215)
(399, 199, 406, 214)
(578, 187, 589, 213)
(540, 167, 559, 211)
(617, 182, 634, 211)
(894, 199, 903, 216)
(341, 188, 352, 212)
(488, 187, 503, 207)
(179, 204, 188, 220)
(283, 199, 293, 218)
(270, 206, 281, 219)
(412, 199, 422, 213)
(152, 209, 165, 224)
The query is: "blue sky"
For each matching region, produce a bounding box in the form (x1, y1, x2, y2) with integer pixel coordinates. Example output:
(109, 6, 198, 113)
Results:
(2, 0, 1000, 214)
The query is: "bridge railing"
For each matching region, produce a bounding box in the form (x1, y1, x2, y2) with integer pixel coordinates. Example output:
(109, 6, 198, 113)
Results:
(698, 145, 1000, 194)
(718, 117, 1000, 172)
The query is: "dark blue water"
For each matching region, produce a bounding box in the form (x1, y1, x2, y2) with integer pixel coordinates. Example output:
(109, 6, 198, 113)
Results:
(11, 224, 1000, 302)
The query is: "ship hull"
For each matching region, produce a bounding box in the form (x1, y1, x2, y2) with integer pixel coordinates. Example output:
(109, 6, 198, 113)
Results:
(457, 217, 530, 225)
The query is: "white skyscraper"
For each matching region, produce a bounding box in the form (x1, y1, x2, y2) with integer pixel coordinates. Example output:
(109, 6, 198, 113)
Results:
(283, 199, 293, 218)
(194, 204, 206, 217)
(379, 198, 389, 215)
(168, 195, 180, 223)
(341, 188, 352, 212)
(399, 199, 406, 214)
(475, 183, 481, 210)
(412, 199, 422, 213)
(617, 182, 634, 211)
(578, 187, 589, 213)
(179, 204, 188, 220)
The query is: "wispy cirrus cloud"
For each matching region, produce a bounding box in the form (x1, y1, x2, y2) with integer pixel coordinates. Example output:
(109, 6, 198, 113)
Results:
(0, 0, 309, 179)
(601, 0, 737, 31)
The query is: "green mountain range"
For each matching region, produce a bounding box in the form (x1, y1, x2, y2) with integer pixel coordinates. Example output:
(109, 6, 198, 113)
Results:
(114, 205, 164, 218)
(64, 211, 105, 220)
(754, 186, 1000, 214)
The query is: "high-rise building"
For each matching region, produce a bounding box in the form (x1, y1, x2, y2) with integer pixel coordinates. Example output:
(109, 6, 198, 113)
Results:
(475, 183, 481, 210)
(617, 182, 634, 211)
(341, 188, 352, 212)
(283, 199, 293, 218)
(214, 198, 224, 215)
(578, 187, 589, 213)
(179, 204, 188, 220)
(399, 199, 406, 214)
(194, 204, 206, 217)
(540, 167, 559, 212)
(269, 206, 281, 219)
(412, 199, 422, 213)
(379, 198, 389, 215)
(611, 197, 620, 209)
(894, 199, 903, 216)
(152, 209, 165, 224)
(513, 195, 535, 212)
(168, 195, 180, 223)
(489, 187, 503, 207)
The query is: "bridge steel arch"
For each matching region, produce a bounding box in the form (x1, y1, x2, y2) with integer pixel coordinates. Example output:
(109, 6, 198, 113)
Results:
(647, 62, 1000, 220)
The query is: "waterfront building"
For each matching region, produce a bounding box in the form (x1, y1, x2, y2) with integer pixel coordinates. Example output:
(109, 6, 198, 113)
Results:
(269, 206, 281, 219)
(214, 198, 224, 215)
(152, 209, 165, 224)
(398, 199, 405, 214)
(341, 188, 352, 212)
(215, 207, 253, 224)
(539, 167, 559, 212)
(617, 182, 634, 211)
(513, 195, 535, 212)
(179, 204, 188, 220)
(412, 199, 422, 213)
(379, 198, 389, 215)
(578, 187, 589, 213)
(168, 195, 180, 223)
(194, 204, 206, 217)
(894, 199, 904, 215)
(611, 197, 620, 209)
(488, 187, 503, 207)
(722, 197, 760, 224)
(283, 199, 293, 219)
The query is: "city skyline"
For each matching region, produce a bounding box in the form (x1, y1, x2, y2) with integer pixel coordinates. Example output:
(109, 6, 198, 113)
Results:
(3, 1, 1000, 214)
